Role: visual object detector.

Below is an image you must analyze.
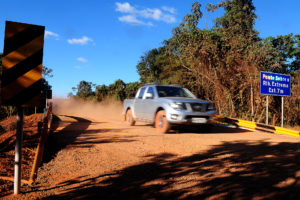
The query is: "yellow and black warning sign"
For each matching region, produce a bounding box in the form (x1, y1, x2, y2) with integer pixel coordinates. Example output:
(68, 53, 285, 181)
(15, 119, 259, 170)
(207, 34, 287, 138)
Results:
(0, 21, 45, 107)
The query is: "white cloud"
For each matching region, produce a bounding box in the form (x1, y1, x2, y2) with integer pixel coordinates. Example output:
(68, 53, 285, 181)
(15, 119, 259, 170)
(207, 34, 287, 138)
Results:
(140, 8, 176, 23)
(77, 57, 88, 63)
(115, 2, 176, 26)
(45, 30, 59, 39)
(67, 36, 93, 45)
(119, 15, 153, 26)
(74, 66, 81, 69)
(116, 2, 135, 13)
(161, 14, 176, 23)
(119, 15, 143, 24)
(141, 8, 162, 20)
(162, 6, 176, 14)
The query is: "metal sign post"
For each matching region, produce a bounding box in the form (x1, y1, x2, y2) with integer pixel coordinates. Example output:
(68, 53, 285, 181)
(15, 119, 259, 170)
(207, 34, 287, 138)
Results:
(281, 97, 284, 127)
(14, 107, 23, 194)
(266, 95, 269, 125)
(260, 71, 291, 126)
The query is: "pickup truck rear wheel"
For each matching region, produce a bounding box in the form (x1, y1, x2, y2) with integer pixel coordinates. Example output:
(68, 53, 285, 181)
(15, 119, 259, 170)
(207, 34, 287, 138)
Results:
(155, 110, 170, 133)
(126, 109, 135, 126)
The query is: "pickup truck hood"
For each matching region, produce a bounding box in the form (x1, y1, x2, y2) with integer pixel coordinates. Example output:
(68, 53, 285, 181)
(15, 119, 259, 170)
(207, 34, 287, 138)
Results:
(161, 97, 211, 104)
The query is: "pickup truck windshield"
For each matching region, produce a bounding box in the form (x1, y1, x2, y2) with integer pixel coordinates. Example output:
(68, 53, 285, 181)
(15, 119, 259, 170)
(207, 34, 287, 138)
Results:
(156, 86, 194, 98)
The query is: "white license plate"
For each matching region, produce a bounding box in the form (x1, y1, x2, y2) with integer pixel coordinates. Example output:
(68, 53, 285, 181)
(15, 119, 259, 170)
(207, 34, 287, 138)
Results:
(192, 118, 207, 123)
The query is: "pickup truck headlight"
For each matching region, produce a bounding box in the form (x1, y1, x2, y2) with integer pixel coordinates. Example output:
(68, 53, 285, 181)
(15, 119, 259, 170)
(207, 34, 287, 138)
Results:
(170, 102, 186, 110)
(208, 103, 216, 110)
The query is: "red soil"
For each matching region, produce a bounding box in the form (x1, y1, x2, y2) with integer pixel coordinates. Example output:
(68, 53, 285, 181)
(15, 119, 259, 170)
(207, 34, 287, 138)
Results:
(0, 114, 43, 196)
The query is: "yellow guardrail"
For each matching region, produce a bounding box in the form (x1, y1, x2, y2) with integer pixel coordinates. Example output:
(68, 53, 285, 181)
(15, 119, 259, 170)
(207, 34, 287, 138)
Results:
(275, 127, 300, 137)
(215, 115, 300, 137)
(237, 120, 256, 129)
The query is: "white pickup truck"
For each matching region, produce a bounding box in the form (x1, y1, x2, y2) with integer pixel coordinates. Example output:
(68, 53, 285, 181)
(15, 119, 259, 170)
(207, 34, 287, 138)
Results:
(123, 83, 217, 133)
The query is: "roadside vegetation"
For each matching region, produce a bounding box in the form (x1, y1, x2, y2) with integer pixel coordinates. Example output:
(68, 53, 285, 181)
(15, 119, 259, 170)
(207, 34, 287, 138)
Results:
(70, 0, 299, 127)
(69, 80, 141, 102)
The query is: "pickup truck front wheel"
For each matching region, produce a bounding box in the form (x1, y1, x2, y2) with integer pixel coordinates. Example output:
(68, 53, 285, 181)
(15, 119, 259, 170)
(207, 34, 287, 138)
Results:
(155, 110, 170, 133)
(126, 109, 136, 126)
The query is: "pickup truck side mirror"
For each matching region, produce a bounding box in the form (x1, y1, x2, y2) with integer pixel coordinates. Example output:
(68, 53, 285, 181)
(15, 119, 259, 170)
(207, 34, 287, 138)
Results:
(145, 93, 153, 99)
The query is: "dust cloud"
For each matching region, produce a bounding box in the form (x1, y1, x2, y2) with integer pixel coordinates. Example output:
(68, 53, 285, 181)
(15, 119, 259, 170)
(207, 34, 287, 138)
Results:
(52, 98, 124, 121)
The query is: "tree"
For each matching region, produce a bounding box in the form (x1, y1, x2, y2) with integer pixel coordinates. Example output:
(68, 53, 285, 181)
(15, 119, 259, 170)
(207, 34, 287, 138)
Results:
(165, 0, 266, 117)
(263, 34, 300, 74)
(67, 92, 74, 98)
(40, 66, 53, 108)
(166, 1, 226, 104)
(206, 0, 263, 117)
(95, 84, 108, 101)
(73, 81, 95, 99)
(72, 79, 140, 102)
(108, 79, 126, 101)
(42, 66, 54, 79)
(137, 48, 165, 84)
(124, 82, 141, 99)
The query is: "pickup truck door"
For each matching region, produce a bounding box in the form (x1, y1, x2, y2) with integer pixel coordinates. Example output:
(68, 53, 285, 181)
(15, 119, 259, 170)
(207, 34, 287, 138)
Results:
(133, 87, 146, 119)
(143, 87, 157, 123)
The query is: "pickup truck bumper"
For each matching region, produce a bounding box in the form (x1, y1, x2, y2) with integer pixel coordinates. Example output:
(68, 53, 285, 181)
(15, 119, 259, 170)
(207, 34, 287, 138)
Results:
(166, 110, 216, 125)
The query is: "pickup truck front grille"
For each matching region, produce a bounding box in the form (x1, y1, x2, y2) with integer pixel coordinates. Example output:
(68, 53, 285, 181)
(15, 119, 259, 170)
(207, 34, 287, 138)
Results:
(190, 103, 207, 112)
(185, 115, 209, 119)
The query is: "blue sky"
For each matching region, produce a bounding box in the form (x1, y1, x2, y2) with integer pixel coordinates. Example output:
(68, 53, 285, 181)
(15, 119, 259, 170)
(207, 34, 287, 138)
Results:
(1, 0, 300, 97)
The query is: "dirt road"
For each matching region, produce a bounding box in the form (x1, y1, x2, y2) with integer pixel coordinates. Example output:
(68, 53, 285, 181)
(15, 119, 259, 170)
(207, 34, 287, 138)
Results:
(5, 100, 300, 199)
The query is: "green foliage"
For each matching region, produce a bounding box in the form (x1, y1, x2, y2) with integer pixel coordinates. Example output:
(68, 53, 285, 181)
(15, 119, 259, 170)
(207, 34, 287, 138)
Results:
(1, 106, 16, 118)
(73, 80, 140, 102)
(95, 84, 108, 101)
(108, 79, 126, 101)
(137, 48, 165, 83)
(124, 82, 141, 99)
(263, 34, 300, 73)
(41, 66, 54, 105)
(67, 92, 74, 98)
(73, 80, 95, 99)
(42, 66, 54, 79)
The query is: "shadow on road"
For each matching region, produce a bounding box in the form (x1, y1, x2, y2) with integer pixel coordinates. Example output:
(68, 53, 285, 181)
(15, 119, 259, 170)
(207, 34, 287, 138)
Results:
(134, 123, 249, 134)
(43, 115, 136, 163)
(41, 140, 300, 199)
(43, 115, 92, 163)
(175, 124, 251, 134)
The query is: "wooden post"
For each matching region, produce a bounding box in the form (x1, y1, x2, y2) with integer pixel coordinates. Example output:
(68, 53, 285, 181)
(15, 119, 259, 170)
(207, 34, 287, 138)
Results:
(29, 104, 52, 184)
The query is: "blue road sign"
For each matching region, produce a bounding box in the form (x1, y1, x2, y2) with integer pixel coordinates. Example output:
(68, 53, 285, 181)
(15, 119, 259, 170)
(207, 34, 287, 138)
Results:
(260, 71, 291, 96)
